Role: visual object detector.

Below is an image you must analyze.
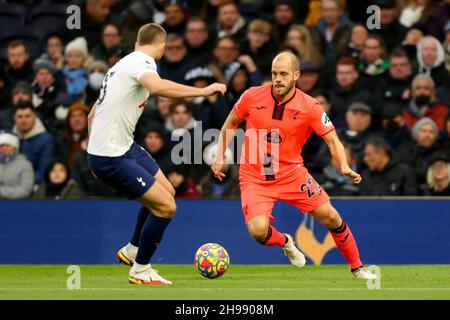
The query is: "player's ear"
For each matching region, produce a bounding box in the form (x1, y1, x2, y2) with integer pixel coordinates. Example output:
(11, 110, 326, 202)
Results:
(294, 71, 300, 81)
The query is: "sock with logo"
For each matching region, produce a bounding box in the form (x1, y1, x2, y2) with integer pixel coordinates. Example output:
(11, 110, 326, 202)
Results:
(135, 213, 171, 265)
(260, 226, 288, 246)
(329, 221, 362, 270)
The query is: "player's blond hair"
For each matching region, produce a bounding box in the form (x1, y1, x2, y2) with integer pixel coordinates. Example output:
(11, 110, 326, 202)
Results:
(427, 163, 450, 192)
(273, 51, 300, 72)
(137, 23, 167, 46)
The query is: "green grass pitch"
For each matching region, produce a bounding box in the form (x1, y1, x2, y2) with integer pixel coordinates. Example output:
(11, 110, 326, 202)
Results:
(0, 265, 449, 300)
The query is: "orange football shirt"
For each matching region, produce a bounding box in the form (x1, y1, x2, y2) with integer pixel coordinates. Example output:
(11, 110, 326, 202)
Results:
(233, 84, 335, 184)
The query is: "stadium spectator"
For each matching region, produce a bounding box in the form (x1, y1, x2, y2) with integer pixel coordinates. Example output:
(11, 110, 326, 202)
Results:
(142, 122, 172, 175)
(296, 61, 324, 95)
(216, 2, 247, 43)
(0, 68, 11, 109)
(445, 22, 450, 72)
(397, 117, 444, 193)
(310, 0, 351, 64)
(185, 17, 215, 63)
(162, 0, 189, 35)
(12, 102, 54, 186)
(34, 161, 81, 199)
(55, 103, 90, 170)
(166, 99, 199, 147)
(239, 19, 276, 76)
(425, 152, 450, 196)
(358, 35, 390, 82)
(166, 164, 202, 198)
(360, 137, 418, 196)
(105, 44, 128, 67)
(212, 36, 240, 77)
(329, 57, 373, 128)
(338, 102, 376, 170)
(62, 37, 90, 98)
(381, 103, 412, 150)
(285, 24, 324, 67)
(338, 24, 369, 61)
(427, 0, 450, 41)
(375, 48, 413, 107)
(0, 132, 34, 200)
(416, 36, 450, 88)
(64, 0, 111, 49)
(32, 59, 64, 123)
(4, 40, 33, 86)
(403, 74, 449, 131)
(40, 33, 65, 71)
(0, 82, 33, 131)
(312, 90, 332, 113)
(85, 60, 108, 106)
(399, 0, 442, 28)
(371, 0, 408, 53)
(402, 24, 425, 60)
(91, 23, 123, 62)
(319, 143, 359, 196)
(159, 33, 203, 84)
(272, 0, 296, 49)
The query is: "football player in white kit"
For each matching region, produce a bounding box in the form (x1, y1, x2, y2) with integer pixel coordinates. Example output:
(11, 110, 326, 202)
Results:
(87, 23, 226, 285)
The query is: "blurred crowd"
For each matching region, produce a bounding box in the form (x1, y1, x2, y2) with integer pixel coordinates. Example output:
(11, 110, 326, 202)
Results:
(0, 0, 450, 200)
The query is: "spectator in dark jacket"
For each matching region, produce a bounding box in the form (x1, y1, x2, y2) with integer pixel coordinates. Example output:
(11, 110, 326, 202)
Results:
(162, 0, 189, 35)
(0, 132, 34, 199)
(360, 137, 418, 196)
(416, 36, 450, 88)
(185, 17, 215, 64)
(142, 122, 172, 175)
(34, 161, 81, 199)
(4, 40, 34, 86)
(396, 117, 445, 193)
(12, 102, 54, 185)
(91, 23, 123, 62)
(425, 152, 450, 196)
(216, 2, 247, 43)
(0, 82, 33, 131)
(381, 103, 412, 151)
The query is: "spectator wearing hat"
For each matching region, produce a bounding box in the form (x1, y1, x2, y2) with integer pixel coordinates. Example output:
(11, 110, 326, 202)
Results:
(296, 61, 325, 95)
(397, 117, 446, 192)
(271, 0, 297, 49)
(309, 0, 352, 64)
(416, 36, 450, 89)
(85, 60, 108, 106)
(159, 33, 204, 84)
(32, 59, 64, 122)
(216, 2, 247, 44)
(91, 23, 123, 62)
(284, 24, 324, 67)
(62, 37, 90, 97)
(55, 102, 90, 169)
(0, 132, 34, 199)
(40, 33, 65, 71)
(4, 40, 34, 87)
(381, 103, 412, 151)
(162, 0, 189, 35)
(239, 19, 276, 77)
(34, 161, 81, 200)
(0, 82, 33, 131)
(375, 48, 413, 108)
(371, 0, 408, 53)
(185, 17, 215, 64)
(141, 122, 172, 175)
(359, 137, 418, 196)
(12, 102, 54, 186)
(329, 57, 373, 129)
(338, 102, 377, 170)
(403, 74, 449, 131)
(425, 153, 450, 196)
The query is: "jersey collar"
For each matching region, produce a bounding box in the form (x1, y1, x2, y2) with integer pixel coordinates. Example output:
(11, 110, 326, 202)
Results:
(270, 86, 298, 108)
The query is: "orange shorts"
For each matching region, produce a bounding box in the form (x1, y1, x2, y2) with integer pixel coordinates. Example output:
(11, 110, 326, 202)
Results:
(240, 165, 330, 224)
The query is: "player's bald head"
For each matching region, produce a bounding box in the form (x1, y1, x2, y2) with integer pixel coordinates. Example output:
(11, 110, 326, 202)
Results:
(272, 51, 300, 73)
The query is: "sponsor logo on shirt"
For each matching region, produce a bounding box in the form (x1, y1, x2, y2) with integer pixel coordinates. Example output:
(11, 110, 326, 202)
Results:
(264, 130, 282, 144)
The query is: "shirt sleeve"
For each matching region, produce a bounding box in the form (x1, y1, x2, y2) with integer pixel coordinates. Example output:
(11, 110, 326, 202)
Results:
(131, 57, 158, 81)
(309, 100, 335, 137)
(233, 89, 251, 120)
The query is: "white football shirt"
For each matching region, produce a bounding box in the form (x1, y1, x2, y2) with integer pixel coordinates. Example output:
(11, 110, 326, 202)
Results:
(87, 51, 158, 157)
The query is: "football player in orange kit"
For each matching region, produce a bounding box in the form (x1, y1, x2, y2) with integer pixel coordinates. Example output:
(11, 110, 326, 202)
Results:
(211, 52, 376, 279)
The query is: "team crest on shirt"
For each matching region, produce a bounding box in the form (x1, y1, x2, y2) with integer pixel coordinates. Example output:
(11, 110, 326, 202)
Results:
(289, 110, 300, 121)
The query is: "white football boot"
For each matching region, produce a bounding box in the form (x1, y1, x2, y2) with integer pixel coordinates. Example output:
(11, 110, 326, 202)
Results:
(128, 264, 172, 285)
(282, 234, 307, 268)
(117, 243, 137, 267)
(352, 266, 378, 280)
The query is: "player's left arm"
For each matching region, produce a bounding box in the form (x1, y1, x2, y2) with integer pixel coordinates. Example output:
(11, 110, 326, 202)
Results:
(322, 130, 362, 184)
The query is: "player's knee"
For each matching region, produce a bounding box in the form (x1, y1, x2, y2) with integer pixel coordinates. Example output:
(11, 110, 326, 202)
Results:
(321, 211, 341, 229)
(248, 224, 268, 243)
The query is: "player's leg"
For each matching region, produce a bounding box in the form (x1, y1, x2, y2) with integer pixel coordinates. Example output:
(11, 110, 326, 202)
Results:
(310, 202, 376, 279)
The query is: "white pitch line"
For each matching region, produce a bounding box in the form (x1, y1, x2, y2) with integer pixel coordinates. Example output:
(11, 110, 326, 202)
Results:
(1, 288, 450, 292)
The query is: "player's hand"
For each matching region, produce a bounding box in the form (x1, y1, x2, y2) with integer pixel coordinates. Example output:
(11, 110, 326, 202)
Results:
(211, 160, 226, 181)
(203, 83, 226, 97)
(341, 167, 362, 184)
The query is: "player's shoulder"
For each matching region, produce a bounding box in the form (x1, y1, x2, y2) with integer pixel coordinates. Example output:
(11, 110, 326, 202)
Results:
(294, 89, 321, 112)
(241, 84, 272, 101)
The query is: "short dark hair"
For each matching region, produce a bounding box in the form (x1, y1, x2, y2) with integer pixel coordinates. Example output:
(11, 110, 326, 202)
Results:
(137, 23, 167, 46)
(366, 137, 392, 157)
(103, 23, 122, 36)
(390, 47, 410, 60)
(169, 99, 193, 114)
(214, 35, 237, 49)
(7, 39, 28, 52)
(14, 101, 35, 114)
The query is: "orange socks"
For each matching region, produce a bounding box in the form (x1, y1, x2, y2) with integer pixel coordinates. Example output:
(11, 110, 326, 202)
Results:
(329, 221, 362, 270)
(262, 226, 288, 246)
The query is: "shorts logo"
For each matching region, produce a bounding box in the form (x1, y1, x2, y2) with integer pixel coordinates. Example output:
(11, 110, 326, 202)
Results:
(264, 130, 282, 144)
(137, 177, 146, 187)
(321, 112, 332, 127)
(289, 110, 300, 120)
(256, 106, 266, 110)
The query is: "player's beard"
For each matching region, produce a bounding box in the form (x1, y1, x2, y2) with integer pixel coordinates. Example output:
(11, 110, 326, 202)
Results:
(274, 78, 296, 100)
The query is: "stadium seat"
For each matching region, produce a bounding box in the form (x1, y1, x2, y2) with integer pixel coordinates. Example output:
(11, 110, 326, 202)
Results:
(29, 3, 68, 38)
(0, 25, 41, 60)
(0, 3, 28, 34)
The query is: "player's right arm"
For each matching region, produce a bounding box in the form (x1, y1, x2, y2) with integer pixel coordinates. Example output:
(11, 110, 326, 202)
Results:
(139, 72, 226, 98)
(211, 110, 243, 181)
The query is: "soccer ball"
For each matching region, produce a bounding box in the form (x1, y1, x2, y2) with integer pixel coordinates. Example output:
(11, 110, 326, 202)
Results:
(194, 243, 230, 279)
